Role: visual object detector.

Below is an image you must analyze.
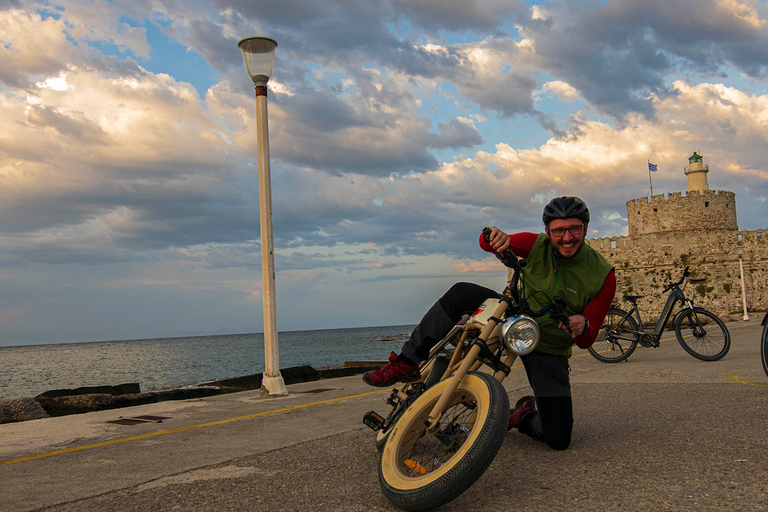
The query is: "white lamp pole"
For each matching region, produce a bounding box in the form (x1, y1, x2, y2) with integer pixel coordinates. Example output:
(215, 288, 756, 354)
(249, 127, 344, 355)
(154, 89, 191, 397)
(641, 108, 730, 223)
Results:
(736, 245, 749, 321)
(238, 36, 287, 396)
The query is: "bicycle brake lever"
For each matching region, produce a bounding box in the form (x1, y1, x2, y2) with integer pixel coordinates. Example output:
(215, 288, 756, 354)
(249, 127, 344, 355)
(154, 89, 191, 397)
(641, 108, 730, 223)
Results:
(552, 296, 572, 334)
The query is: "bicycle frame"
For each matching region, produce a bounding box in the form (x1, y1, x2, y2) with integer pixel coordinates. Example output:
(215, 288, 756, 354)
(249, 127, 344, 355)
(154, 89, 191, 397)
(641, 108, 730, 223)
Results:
(424, 298, 514, 432)
(620, 281, 694, 343)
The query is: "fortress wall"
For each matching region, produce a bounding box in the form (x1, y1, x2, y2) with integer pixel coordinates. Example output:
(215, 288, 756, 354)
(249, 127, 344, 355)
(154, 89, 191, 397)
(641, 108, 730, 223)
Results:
(587, 228, 767, 323)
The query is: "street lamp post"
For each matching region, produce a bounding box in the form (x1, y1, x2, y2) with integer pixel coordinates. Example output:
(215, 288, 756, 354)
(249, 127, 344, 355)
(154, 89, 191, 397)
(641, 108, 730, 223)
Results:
(238, 36, 287, 396)
(736, 245, 749, 321)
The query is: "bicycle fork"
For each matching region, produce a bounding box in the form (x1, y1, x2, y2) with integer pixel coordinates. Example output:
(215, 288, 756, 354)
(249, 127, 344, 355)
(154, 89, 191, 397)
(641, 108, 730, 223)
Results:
(682, 300, 707, 337)
(423, 299, 508, 433)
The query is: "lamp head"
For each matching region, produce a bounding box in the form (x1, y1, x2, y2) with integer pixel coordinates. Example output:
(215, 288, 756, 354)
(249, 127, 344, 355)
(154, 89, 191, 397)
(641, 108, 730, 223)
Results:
(238, 37, 278, 87)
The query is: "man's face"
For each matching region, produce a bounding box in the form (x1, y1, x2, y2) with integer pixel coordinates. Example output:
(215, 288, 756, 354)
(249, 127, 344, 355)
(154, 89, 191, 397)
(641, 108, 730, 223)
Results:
(546, 218, 586, 259)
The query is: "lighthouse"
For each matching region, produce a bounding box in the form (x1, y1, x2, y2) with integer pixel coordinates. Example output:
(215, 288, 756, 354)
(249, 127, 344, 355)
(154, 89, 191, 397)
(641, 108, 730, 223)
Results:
(684, 151, 709, 193)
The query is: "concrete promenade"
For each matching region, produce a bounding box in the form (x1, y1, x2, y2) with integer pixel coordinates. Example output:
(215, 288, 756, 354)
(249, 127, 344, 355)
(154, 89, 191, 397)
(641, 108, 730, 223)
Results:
(2, 320, 767, 511)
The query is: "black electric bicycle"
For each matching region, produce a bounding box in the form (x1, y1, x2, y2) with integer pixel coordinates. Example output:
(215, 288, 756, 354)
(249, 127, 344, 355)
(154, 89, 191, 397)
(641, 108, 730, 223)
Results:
(761, 312, 768, 377)
(589, 266, 730, 363)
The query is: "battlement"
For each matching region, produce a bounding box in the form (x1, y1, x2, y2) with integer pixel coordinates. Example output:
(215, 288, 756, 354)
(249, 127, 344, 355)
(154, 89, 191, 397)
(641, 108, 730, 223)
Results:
(626, 190, 737, 236)
(626, 189, 733, 207)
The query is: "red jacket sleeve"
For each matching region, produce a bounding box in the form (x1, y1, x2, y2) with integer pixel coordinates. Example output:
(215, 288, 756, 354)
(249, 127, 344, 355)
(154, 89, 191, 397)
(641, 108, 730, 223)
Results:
(479, 232, 538, 258)
(573, 270, 617, 349)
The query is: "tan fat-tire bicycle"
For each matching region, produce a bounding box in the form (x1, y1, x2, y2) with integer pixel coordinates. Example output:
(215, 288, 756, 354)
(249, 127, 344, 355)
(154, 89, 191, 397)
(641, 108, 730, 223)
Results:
(366, 228, 572, 511)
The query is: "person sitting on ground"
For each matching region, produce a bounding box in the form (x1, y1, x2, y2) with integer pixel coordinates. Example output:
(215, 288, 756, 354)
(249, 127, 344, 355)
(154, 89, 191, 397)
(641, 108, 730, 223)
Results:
(362, 196, 616, 450)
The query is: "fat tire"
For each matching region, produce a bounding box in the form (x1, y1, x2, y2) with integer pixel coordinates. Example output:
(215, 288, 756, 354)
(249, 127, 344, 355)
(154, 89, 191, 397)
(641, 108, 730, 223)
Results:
(376, 407, 404, 452)
(674, 307, 730, 361)
(375, 356, 452, 452)
(588, 308, 639, 363)
(422, 355, 451, 388)
(378, 371, 509, 511)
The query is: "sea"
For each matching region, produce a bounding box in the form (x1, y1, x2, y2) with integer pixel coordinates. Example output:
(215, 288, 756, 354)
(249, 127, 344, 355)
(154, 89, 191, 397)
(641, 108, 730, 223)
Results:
(0, 325, 416, 400)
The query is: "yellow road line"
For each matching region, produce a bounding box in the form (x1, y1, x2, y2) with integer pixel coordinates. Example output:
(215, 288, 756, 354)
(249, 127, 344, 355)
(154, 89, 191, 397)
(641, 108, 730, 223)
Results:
(728, 374, 768, 388)
(0, 389, 384, 466)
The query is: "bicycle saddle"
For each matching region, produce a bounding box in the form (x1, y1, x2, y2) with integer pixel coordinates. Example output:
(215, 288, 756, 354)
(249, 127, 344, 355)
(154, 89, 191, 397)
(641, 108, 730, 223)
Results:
(623, 294, 643, 302)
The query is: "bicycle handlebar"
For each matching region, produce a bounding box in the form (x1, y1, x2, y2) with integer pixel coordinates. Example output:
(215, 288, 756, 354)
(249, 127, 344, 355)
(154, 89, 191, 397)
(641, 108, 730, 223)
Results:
(661, 266, 691, 293)
(540, 296, 572, 333)
(482, 227, 570, 332)
(481, 227, 526, 271)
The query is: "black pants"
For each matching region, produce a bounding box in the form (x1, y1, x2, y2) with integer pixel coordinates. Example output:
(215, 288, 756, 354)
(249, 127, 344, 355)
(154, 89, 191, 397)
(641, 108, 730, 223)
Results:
(400, 281, 574, 450)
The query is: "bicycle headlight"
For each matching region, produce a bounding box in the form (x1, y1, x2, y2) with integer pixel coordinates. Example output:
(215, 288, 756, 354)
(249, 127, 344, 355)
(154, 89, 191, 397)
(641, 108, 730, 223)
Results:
(500, 316, 540, 356)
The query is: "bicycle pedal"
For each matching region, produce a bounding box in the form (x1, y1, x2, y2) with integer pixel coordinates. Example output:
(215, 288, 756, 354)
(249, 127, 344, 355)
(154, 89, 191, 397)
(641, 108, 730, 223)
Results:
(363, 410, 385, 431)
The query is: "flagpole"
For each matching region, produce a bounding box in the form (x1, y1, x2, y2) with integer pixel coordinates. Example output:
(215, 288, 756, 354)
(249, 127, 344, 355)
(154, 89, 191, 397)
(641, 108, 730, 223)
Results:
(648, 159, 654, 198)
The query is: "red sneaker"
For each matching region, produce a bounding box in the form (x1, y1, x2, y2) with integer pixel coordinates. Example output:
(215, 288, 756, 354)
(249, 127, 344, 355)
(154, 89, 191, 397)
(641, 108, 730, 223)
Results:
(363, 352, 420, 387)
(508, 395, 536, 430)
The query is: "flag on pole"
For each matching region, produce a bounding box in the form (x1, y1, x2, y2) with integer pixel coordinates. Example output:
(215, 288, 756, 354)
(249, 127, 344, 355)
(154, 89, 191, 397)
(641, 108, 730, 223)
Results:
(648, 162, 658, 172)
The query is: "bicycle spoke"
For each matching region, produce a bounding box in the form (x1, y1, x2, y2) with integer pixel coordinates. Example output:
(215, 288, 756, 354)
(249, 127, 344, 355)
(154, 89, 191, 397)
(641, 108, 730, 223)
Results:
(589, 308, 638, 363)
(674, 308, 730, 361)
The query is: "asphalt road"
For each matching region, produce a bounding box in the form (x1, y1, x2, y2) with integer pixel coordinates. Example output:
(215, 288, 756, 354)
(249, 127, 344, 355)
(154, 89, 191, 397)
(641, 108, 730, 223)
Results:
(1, 319, 766, 511)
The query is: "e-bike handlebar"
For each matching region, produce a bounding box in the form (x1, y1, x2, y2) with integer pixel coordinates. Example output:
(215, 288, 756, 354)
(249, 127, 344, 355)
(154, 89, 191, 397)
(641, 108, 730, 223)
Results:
(661, 266, 691, 293)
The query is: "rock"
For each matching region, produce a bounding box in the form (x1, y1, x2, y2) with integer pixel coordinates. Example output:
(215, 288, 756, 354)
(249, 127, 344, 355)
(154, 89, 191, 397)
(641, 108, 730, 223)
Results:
(0, 398, 50, 424)
(35, 382, 141, 398)
(35, 393, 159, 417)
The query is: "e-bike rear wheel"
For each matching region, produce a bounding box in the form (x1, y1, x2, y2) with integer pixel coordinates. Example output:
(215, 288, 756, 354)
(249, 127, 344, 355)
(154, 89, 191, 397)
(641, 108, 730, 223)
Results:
(761, 315, 768, 378)
(588, 308, 639, 363)
(378, 371, 509, 512)
(674, 307, 730, 361)
(375, 355, 451, 452)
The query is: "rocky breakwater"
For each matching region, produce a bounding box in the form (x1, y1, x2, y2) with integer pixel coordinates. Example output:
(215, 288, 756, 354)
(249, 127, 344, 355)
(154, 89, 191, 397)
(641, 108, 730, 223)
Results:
(0, 382, 230, 424)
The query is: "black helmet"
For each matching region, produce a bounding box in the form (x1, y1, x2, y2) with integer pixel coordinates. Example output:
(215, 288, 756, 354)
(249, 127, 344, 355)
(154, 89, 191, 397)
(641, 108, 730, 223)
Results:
(542, 196, 590, 225)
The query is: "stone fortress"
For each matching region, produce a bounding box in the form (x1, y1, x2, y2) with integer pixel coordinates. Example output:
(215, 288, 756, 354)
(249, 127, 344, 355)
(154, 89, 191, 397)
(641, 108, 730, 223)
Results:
(586, 152, 766, 323)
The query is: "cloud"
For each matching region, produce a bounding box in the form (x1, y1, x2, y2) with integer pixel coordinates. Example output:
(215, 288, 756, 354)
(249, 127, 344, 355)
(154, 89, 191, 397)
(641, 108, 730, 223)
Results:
(515, 0, 768, 120)
(0, 10, 77, 88)
(539, 81, 579, 102)
(0, 0, 767, 346)
(390, 0, 518, 33)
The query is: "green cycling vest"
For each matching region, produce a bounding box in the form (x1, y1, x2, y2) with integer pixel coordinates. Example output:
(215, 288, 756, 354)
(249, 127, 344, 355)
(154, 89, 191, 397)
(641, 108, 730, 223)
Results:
(522, 234, 614, 357)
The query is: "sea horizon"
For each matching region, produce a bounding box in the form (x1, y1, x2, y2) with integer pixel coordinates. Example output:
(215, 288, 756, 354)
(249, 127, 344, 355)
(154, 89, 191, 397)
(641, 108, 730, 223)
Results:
(0, 322, 416, 350)
(0, 324, 416, 400)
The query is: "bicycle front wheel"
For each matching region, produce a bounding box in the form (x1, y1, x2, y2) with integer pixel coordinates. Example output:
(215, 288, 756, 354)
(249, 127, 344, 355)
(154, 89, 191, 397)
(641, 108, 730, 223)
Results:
(761, 314, 768, 378)
(379, 372, 509, 511)
(588, 308, 639, 363)
(674, 307, 730, 361)
(375, 356, 451, 452)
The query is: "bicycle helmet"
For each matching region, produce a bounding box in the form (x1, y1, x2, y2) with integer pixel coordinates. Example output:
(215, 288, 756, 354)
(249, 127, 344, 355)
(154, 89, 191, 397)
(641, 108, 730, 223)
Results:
(542, 196, 590, 225)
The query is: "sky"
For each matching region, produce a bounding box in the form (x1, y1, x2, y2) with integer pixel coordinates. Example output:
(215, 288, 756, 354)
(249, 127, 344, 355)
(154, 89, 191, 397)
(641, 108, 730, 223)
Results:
(1, 0, 767, 346)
